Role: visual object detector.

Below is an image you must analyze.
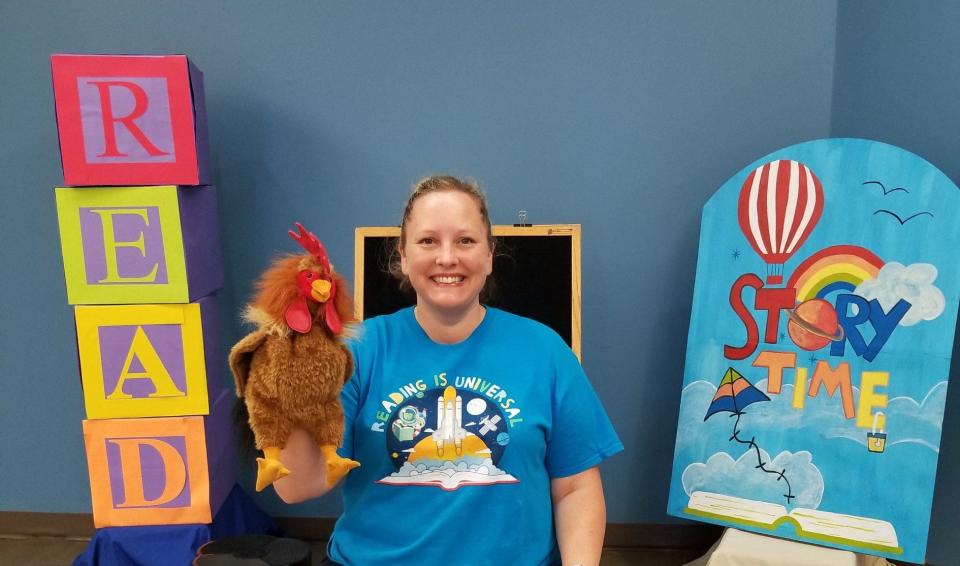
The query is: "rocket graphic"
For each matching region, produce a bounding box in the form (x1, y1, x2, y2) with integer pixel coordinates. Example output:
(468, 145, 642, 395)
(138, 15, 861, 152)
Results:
(432, 386, 466, 457)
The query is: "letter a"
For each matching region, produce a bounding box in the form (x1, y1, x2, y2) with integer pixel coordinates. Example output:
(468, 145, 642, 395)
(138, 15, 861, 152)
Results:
(107, 326, 186, 400)
(110, 438, 187, 507)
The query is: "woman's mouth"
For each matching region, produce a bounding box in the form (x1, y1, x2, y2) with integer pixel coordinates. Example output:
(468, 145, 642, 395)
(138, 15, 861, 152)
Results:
(431, 275, 465, 285)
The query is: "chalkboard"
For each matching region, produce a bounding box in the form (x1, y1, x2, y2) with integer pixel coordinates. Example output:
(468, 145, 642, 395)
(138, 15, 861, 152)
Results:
(354, 225, 581, 358)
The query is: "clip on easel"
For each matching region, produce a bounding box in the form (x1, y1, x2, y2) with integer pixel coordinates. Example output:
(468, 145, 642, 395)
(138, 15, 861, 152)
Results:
(514, 210, 531, 227)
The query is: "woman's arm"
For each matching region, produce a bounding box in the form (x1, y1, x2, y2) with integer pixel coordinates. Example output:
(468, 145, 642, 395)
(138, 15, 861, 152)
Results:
(272, 427, 335, 503)
(550, 466, 606, 566)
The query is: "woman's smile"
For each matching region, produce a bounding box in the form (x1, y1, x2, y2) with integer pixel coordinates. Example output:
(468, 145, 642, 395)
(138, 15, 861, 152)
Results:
(430, 274, 465, 285)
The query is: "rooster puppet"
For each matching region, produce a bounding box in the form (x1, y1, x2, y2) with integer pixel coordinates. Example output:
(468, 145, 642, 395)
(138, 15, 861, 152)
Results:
(229, 223, 360, 492)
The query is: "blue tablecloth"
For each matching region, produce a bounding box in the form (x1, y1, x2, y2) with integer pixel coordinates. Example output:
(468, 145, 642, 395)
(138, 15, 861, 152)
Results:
(73, 485, 279, 566)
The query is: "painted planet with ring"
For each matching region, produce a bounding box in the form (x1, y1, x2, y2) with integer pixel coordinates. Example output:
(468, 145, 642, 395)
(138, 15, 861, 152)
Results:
(787, 298, 845, 351)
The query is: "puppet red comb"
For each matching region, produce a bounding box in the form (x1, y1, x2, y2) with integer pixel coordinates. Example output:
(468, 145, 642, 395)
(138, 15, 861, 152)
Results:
(288, 222, 331, 270)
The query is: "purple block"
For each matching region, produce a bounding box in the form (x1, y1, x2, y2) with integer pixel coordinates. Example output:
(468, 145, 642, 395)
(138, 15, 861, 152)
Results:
(197, 293, 229, 401)
(187, 60, 211, 186)
(205, 390, 237, 515)
(180, 186, 224, 303)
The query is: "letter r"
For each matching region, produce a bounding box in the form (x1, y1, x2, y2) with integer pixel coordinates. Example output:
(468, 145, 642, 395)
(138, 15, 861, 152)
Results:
(88, 81, 170, 158)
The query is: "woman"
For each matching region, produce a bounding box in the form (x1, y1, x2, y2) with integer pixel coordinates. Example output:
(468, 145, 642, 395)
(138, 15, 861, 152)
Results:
(275, 175, 622, 566)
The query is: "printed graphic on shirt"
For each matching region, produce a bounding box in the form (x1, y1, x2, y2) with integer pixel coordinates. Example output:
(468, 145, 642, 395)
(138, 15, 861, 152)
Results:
(371, 375, 522, 490)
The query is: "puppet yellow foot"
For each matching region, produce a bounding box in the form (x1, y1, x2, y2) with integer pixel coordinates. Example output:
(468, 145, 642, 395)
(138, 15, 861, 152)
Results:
(321, 445, 360, 487)
(255, 457, 291, 492)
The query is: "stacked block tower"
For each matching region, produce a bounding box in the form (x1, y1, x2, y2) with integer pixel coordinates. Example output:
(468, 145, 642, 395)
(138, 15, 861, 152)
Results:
(50, 54, 234, 528)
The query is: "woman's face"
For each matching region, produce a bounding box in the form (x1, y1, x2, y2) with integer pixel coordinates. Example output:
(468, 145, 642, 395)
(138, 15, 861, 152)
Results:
(400, 190, 493, 316)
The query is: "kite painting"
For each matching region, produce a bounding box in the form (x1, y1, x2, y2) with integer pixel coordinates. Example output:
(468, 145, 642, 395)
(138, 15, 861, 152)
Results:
(667, 139, 960, 563)
(703, 368, 794, 504)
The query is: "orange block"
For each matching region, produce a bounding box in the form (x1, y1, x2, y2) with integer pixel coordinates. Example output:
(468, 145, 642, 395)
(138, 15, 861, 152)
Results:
(82, 392, 235, 527)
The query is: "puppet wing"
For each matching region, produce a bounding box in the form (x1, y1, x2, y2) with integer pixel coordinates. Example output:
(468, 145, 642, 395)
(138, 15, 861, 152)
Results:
(341, 343, 354, 384)
(228, 329, 269, 398)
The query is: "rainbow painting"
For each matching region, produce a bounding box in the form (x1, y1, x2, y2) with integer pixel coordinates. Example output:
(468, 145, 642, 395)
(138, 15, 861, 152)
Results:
(786, 244, 884, 302)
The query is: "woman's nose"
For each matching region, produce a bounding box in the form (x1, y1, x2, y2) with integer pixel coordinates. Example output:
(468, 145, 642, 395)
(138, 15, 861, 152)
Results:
(436, 243, 459, 265)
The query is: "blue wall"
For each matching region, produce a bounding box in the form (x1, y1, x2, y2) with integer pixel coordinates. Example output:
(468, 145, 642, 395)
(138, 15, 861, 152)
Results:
(831, 4, 960, 564)
(1, 0, 850, 528)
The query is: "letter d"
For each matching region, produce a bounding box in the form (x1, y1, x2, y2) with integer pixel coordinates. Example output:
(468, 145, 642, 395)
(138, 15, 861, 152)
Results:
(110, 438, 187, 507)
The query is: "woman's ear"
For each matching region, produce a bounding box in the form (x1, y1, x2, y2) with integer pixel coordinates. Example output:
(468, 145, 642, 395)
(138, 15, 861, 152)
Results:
(399, 243, 409, 276)
(485, 239, 494, 275)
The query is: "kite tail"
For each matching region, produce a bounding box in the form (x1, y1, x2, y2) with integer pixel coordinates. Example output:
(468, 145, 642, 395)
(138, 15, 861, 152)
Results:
(730, 412, 795, 504)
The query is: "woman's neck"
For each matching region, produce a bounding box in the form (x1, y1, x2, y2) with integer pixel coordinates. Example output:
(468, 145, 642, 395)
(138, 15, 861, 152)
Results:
(414, 302, 486, 344)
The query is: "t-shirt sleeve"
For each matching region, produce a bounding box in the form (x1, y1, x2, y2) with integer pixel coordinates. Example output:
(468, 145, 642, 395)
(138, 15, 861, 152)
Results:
(545, 343, 623, 478)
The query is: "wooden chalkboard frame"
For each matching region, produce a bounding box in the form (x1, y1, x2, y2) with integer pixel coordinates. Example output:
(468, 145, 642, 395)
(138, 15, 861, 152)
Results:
(354, 224, 582, 359)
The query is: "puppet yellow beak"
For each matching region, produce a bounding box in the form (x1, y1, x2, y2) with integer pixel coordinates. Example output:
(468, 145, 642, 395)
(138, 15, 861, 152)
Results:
(311, 279, 332, 302)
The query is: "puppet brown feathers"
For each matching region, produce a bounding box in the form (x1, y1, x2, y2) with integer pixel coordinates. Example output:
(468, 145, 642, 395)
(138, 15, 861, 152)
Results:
(229, 223, 360, 492)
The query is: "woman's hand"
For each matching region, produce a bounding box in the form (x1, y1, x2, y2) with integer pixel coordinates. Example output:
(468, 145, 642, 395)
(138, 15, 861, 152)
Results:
(272, 427, 336, 503)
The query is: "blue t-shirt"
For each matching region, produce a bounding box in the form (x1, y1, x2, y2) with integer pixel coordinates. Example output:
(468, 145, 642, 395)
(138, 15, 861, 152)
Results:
(328, 307, 623, 566)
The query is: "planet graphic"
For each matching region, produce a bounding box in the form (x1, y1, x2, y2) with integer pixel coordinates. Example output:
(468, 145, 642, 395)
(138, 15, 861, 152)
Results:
(466, 398, 487, 415)
(787, 298, 845, 351)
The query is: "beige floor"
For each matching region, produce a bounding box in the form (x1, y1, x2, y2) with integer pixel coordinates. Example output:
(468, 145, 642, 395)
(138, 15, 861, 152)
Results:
(0, 536, 90, 565)
(0, 535, 705, 565)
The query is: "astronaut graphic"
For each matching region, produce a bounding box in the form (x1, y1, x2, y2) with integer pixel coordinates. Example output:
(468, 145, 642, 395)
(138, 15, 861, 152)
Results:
(378, 386, 519, 490)
(391, 405, 426, 442)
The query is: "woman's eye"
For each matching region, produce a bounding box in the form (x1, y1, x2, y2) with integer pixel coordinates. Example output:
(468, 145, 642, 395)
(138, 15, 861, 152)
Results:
(419, 237, 435, 245)
(458, 237, 475, 245)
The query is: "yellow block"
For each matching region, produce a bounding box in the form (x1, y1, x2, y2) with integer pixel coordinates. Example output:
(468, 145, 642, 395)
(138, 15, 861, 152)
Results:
(75, 301, 213, 419)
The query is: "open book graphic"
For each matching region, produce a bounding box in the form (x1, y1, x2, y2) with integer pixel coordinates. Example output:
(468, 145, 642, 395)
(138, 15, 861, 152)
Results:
(685, 491, 902, 555)
(377, 470, 519, 491)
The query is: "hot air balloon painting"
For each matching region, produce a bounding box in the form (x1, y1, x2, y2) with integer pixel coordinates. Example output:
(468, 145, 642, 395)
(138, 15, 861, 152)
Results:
(737, 159, 824, 284)
(704, 367, 793, 503)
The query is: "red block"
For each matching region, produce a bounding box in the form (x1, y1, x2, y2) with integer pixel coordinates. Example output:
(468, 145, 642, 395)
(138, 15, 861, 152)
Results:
(51, 54, 211, 186)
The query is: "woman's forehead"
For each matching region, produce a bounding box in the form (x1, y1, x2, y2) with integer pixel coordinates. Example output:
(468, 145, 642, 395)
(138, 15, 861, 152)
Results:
(411, 188, 478, 208)
(407, 192, 485, 225)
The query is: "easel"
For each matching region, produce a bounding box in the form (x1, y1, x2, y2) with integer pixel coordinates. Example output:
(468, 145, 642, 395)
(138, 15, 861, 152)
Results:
(685, 528, 893, 566)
